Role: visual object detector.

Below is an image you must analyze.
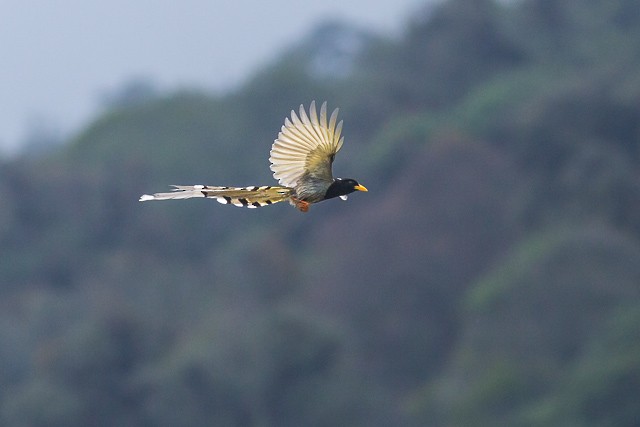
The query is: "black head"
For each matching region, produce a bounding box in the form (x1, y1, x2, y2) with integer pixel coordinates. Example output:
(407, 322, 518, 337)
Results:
(324, 178, 368, 200)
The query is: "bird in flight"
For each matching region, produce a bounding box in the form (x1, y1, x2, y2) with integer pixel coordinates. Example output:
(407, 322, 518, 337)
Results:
(139, 101, 367, 212)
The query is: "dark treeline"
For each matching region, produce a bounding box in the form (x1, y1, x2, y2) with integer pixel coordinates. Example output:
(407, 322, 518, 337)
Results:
(1, 0, 639, 425)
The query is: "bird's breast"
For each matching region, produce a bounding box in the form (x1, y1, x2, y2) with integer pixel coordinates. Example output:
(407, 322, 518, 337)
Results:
(294, 177, 332, 203)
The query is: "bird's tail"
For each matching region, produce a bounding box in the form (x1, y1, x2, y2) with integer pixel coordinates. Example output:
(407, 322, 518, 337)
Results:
(139, 185, 293, 208)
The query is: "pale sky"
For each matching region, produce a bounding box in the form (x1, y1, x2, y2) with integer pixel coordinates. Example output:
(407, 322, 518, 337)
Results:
(0, 0, 425, 155)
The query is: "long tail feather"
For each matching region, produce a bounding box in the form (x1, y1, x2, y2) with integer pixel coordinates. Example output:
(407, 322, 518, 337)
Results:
(139, 185, 292, 208)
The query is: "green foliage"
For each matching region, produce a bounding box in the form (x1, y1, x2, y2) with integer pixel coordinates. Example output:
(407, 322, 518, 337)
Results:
(1, 380, 84, 427)
(412, 227, 640, 425)
(134, 306, 390, 427)
(2, 0, 640, 425)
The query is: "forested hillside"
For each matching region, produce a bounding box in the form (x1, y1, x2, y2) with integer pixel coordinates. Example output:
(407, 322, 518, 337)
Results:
(1, 0, 639, 425)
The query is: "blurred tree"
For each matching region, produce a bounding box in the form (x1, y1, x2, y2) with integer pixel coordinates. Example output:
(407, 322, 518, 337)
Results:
(363, 0, 525, 111)
(1, 380, 84, 427)
(306, 136, 519, 391)
(20, 115, 64, 156)
(100, 77, 159, 110)
(1, 0, 640, 425)
(135, 306, 397, 426)
(415, 227, 640, 426)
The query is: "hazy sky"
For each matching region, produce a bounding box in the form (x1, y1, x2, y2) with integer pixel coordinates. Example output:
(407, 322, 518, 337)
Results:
(0, 0, 425, 155)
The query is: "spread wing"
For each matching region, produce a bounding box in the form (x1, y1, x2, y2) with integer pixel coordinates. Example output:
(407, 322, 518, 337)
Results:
(269, 101, 344, 189)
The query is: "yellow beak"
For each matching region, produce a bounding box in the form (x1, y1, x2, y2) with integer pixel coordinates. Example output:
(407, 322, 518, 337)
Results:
(354, 184, 368, 192)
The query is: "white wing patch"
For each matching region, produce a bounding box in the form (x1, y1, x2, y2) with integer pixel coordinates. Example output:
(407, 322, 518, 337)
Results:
(269, 101, 344, 188)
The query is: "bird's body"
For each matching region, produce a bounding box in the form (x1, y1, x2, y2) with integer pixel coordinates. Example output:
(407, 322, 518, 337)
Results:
(139, 101, 367, 212)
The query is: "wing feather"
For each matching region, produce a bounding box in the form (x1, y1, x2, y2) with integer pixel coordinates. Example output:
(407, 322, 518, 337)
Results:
(269, 101, 344, 188)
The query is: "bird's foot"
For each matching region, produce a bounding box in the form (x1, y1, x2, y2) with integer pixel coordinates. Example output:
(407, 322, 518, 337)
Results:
(292, 197, 310, 212)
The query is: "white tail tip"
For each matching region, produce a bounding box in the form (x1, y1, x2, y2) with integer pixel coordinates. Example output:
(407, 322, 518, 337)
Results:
(139, 194, 155, 201)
